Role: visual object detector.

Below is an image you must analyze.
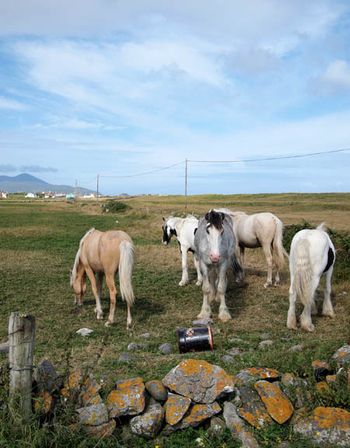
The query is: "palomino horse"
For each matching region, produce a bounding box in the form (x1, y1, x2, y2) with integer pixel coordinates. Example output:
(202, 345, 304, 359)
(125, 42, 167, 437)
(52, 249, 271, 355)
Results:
(162, 215, 202, 286)
(70, 228, 135, 329)
(287, 223, 335, 332)
(217, 209, 287, 287)
(194, 210, 242, 322)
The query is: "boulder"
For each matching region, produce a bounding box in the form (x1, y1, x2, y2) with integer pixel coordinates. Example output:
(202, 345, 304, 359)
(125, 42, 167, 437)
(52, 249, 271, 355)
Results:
(162, 359, 234, 403)
(145, 380, 168, 402)
(34, 359, 62, 393)
(106, 377, 145, 418)
(293, 406, 350, 447)
(79, 374, 102, 406)
(83, 419, 116, 437)
(33, 390, 55, 415)
(223, 401, 260, 448)
(172, 402, 221, 430)
(164, 394, 191, 425)
(254, 381, 294, 424)
(332, 345, 350, 367)
(130, 403, 164, 439)
(237, 385, 273, 428)
(235, 367, 280, 386)
(159, 343, 173, 355)
(76, 403, 109, 426)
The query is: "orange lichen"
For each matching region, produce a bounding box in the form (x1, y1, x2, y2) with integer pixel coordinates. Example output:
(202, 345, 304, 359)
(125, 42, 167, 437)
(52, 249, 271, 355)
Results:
(165, 395, 191, 426)
(254, 381, 294, 424)
(311, 407, 350, 430)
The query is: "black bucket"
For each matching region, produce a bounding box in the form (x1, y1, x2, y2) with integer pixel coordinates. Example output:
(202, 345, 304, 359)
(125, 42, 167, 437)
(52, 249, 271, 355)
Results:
(176, 326, 214, 353)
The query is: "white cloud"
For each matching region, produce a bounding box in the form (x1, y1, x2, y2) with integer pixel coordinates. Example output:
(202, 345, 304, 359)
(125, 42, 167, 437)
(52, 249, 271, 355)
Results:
(0, 96, 27, 110)
(319, 60, 350, 93)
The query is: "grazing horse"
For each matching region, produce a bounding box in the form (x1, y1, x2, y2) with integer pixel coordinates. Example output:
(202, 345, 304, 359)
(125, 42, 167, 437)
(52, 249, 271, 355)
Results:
(70, 228, 135, 329)
(162, 215, 202, 286)
(287, 223, 336, 332)
(217, 209, 287, 287)
(194, 209, 242, 322)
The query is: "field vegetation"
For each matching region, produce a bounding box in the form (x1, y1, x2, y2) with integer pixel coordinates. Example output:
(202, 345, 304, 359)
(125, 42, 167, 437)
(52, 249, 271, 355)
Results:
(0, 193, 349, 447)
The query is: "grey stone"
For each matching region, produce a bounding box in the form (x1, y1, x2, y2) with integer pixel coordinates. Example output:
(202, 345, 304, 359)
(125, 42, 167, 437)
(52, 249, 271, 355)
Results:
(209, 416, 226, 436)
(332, 344, 350, 367)
(34, 359, 62, 393)
(223, 402, 260, 448)
(139, 332, 151, 339)
(130, 403, 164, 439)
(288, 344, 304, 353)
(118, 352, 134, 363)
(76, 403, 109, 426)
(159, 342, 173, 355)
(228, 337, 245, 345)
(237, 385, 273, 428)
(221, 355, 235, 364)
(127, 342, 148, 351)
(259, 333, 271, 340)
(227, 347, 242, 357)
(145, 380, 168, 402)
(258, 340, 273, 350)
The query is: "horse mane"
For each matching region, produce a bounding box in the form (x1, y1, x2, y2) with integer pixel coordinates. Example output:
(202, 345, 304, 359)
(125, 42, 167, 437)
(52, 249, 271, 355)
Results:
(205, 209, 224, 230)
(316, 222, 328, 232)
(70, 228, 95, 286)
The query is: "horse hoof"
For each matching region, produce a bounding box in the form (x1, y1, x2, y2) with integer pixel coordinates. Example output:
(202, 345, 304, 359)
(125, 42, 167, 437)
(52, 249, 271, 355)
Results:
(323, 311, 335, 319)
(301, 324, 315, 332)
(179, 281, 188, 287)
(197, 312, 211, 319)
(264, 282, 272, 288)
(104, 320, 113, 327)
(219, 311, 232, 322)
(196, 280, 202, 286)
(287, 323, 297, 330)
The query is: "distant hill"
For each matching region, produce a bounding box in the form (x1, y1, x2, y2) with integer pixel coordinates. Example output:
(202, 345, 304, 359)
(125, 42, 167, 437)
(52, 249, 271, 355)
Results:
(0, 173, 94, 195)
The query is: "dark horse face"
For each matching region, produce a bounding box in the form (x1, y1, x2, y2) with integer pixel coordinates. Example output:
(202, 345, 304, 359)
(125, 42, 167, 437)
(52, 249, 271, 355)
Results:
(162, 220, 177, 245)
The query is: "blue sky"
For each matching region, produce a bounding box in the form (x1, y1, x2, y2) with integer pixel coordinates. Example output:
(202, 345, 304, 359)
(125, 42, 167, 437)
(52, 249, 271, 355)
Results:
(0, 0, 350, 195)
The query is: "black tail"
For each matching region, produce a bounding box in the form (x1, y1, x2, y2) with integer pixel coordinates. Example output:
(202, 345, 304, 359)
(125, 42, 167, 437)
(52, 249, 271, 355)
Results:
(232, 256, 243, 278)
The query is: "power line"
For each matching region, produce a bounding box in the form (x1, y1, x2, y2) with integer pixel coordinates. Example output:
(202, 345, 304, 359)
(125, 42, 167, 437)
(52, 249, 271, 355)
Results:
(188, 147, 350, 163)
(99, 160, 184, 179)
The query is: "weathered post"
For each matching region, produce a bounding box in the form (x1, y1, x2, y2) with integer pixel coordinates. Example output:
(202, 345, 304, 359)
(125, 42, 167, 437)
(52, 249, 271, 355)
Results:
(8, 312, 35, 420)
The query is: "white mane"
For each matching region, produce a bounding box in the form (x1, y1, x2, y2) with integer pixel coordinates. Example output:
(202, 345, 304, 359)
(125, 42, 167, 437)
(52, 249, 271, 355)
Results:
(70, 228, 95, 286)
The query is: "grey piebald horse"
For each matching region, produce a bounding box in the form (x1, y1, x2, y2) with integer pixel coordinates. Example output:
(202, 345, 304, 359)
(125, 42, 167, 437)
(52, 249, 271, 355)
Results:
(194, 209, 242, 322)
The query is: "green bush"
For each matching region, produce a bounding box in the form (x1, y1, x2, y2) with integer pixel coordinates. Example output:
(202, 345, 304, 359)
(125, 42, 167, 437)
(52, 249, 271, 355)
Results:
(101, 200, 131, 214)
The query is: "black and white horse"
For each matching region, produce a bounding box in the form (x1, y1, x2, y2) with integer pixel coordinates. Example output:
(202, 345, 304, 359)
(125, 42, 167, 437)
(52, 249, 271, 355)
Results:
(194, 209, 242, 322)
(162, 215, 202, 286)
(287, 223, 336, 332)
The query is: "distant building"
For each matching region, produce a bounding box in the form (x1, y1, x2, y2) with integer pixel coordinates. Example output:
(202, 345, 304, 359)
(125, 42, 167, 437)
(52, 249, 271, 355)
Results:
(0, 191, 7, 199)
(25, 192, 37, 198)
(66, 193, 75, 200)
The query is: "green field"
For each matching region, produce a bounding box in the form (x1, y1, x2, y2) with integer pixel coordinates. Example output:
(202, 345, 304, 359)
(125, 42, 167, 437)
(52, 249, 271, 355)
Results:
(0, 194, 349, 447)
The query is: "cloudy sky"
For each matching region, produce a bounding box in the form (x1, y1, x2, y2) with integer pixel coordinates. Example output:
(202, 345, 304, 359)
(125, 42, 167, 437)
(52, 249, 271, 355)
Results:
(0, 0, 350, 194)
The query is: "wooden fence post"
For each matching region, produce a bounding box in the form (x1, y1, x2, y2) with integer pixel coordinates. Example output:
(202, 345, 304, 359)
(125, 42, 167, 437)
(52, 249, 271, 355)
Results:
(8, 312, 35, 420)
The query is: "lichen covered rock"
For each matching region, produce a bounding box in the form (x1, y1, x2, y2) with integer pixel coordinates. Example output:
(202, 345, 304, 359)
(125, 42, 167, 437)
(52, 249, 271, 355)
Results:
(164, 394, 191, 425)
(130, 403, 164, 439)
(332, 345, 350, 367)
(106, 377, 145, 418)
(254, 380, 294, 424)
(237, 385, 273, 428)
(76, 403, 109, 426)
(162, 359, 234, 403)
(145, 380, 168, 402)
(293, 407, 350, 447)
(235, 367, 280, 386)
(223, 401, 260, 448)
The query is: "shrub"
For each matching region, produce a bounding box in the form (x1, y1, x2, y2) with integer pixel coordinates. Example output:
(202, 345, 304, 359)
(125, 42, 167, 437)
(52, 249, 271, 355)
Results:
(101, 200, 131, 214)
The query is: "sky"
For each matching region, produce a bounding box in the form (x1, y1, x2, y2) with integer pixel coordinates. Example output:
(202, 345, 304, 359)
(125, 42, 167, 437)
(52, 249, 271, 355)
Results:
(0, 0, 350, 195)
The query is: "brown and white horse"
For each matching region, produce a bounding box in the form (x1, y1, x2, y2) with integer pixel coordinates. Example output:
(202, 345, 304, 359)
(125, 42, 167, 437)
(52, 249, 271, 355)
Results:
(70, 228, 135, 329)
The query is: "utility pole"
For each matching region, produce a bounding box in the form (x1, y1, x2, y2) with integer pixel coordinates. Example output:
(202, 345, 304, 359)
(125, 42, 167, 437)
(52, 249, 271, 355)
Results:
(185, 159, 188, 211)
(96, 174, 100, 199)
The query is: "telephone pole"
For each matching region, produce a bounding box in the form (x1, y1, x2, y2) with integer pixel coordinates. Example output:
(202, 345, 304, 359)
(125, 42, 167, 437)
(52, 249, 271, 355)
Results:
(96, 174, 100, 199)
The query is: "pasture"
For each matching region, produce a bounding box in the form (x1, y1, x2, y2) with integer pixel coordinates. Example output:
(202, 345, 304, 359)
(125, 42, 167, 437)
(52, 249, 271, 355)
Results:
(0, 193, 350, 447)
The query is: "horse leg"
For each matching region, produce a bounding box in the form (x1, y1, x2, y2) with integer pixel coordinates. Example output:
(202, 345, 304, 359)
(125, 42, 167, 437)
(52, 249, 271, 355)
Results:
(179, 245, 189, 286)
(197, 263, 213, 319)
(194, 254, 203, 286)
(236, 246, 245, 283)
(287, 273, 297, 330)
(262, 243, 273, 287)
(94, 272, 104, 315)
(322, 267, 335, 318)
(217, 262, 231, 322)
(105, 273, 117, 326)
(85, 268, 103, 320)
(300, 277, 319, 332)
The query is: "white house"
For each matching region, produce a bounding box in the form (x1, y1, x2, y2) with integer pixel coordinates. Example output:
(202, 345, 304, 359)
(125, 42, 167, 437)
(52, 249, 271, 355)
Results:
(25, 192, 37, 198)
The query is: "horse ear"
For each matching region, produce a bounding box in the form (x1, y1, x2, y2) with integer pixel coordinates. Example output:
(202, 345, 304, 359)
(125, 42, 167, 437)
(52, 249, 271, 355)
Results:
(194, 228, 198, 235)
(205, 212, 210, 221)
(220, 212, 225, 221)
(162, 217, 165, 222)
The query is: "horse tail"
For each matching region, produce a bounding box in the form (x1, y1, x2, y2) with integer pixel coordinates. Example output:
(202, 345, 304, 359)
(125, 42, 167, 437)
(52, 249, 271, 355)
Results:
(70, 228, 95, 286)
(293, 239, 312, 306)
(232, 252, 244, 279)
(272, 218, 288, 269)
(119, 239, 135, 306)
(316, 222, 327, 232)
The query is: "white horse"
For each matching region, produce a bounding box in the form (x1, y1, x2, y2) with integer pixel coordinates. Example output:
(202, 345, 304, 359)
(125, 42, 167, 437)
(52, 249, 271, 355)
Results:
(194, 209, 242, 322)
(162, 215, 202, 286)
(287, 223, 336, 332)
(217, 209, 287, 287)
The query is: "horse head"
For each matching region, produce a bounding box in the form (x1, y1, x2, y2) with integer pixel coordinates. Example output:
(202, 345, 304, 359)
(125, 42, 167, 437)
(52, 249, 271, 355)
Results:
(162, 217, 177, 245)
(204, 210, 226, 263)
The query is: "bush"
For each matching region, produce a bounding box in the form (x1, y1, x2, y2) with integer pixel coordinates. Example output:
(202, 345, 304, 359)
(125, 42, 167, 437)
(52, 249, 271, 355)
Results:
(101, 200, 131, 214)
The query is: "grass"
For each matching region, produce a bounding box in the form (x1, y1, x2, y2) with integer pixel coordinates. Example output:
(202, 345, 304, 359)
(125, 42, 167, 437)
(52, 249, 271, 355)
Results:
(0, 193, 350, 447)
